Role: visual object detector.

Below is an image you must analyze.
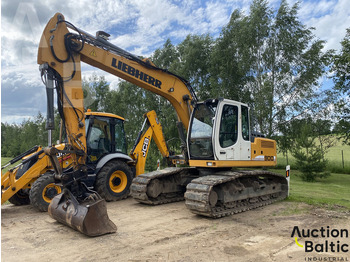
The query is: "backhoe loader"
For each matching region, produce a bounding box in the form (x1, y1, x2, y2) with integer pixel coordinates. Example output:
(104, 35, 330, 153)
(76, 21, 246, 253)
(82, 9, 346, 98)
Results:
(1, 144, 69, 209)
(37, 13, 288, 236)
(2, 110, 172, 213)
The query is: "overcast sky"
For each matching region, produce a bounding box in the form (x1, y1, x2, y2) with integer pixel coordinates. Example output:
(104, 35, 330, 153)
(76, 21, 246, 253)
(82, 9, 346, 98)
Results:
(1, 0, 349, 124)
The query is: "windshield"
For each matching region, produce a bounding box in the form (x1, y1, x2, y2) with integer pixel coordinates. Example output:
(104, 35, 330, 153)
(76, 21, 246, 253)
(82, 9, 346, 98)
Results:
(188, 102, 217, 159)
(86, 116, 127, 163)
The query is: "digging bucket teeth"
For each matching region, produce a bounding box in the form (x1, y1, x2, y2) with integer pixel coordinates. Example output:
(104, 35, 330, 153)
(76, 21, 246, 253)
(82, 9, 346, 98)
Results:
(48, 189, 117, 237)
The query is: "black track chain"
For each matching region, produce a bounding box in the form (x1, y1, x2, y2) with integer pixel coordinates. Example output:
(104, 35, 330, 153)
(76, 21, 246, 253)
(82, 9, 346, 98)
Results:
(185, 170, 288, 218)
(130, 167, 194, 205)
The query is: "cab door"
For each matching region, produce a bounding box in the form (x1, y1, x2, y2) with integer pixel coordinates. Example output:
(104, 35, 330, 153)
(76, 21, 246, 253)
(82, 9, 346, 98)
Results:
(86, 116, 112, 163)
(86, 116, 127, 164)
(240, 105, 251, 160)
(213, 100, 251, 161)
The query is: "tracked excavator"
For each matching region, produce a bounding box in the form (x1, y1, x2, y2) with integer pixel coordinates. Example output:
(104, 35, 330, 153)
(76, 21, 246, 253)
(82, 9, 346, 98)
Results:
(38, 13, 288, 235)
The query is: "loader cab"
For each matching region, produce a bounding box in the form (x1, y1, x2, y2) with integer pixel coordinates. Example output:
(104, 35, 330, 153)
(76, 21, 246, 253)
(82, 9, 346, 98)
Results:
(85, 112, 127, 164)
(188, 99, 251, 161)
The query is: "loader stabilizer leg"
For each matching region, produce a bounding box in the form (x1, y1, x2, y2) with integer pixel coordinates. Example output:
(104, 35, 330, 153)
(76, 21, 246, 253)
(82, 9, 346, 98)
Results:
(48, 187, 117, 237)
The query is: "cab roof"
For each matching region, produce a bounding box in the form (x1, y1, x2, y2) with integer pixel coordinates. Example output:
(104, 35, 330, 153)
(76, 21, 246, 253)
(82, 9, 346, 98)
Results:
(85, 111, 125, 121)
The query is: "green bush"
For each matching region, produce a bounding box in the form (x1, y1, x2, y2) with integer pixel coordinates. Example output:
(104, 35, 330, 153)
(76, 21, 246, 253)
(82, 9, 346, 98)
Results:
(292, 147, 330, 182)
(291, 124, 330, 182)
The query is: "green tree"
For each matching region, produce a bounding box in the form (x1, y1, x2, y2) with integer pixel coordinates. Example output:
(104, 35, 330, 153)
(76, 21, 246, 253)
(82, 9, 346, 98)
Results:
(333, 119, 350, 137)
(151, 40, 187, 154)
(176, 34, 213, 99)
(83, 73, 109, 111)
(1, 123, 21, 157)
(333, 28, 350, 92)
(1, 111, 61, 157)
(104, 81, 146, 149)
(332, 28, 350, 145)
(152, 39, 179, 71)
(210, 9, 253, 102)
(254, 0, 332, 136)
(291, 120, 330, 182)
(211, 0, 332, 137)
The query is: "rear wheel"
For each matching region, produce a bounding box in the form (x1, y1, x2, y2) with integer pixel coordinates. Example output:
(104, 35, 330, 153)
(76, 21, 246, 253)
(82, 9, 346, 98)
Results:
(8, 189, 30, 206)
(95, 160, 133, 201)
(29, 173, 62, 212)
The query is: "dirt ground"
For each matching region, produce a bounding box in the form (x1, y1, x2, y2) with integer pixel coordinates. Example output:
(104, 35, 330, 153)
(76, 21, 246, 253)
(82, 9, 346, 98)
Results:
(1, 198, 350, 262)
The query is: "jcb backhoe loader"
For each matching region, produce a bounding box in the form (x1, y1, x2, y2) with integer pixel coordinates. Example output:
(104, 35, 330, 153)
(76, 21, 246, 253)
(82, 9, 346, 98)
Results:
(1, 144, 69, 209)
(37, 13, 288, 236)
(1, 110, 173, 214)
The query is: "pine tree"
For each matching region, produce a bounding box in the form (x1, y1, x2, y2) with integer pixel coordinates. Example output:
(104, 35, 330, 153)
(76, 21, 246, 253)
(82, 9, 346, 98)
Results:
(291, 120, 330, 182)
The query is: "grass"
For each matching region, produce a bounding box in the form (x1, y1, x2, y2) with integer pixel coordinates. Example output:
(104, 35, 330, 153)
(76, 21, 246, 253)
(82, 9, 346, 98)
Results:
(273, 169, 350, 209)
(2, 157, 14, 165)
(277, 138, 350, 174)
(1, 157, 18, 173)
(272, 202, 309, 216)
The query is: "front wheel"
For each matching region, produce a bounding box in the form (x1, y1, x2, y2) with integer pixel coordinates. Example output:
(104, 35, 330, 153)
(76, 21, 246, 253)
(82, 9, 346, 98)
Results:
(29, 173, 62, 212)
(94, 160, 133, 201)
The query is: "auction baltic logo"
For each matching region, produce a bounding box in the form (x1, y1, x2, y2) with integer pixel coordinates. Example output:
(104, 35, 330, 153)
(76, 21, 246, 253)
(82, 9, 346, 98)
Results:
(291, 226, 349, 261)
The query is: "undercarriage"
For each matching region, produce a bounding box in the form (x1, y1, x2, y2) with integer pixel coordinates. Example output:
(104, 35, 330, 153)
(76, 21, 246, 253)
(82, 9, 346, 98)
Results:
(131, 168, 288, 217)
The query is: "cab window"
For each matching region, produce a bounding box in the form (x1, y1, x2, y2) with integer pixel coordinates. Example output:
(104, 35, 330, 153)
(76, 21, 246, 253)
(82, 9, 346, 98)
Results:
(189, 103, 217, 159)
(114, 120, 127, 154)
(219, 105, 238, 148)
(241, 105, 250, 141)
(86, 118, 111, 162)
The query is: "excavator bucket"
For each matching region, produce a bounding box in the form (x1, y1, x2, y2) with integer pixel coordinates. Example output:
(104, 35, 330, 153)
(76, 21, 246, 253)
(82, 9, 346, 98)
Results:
(48, 189, 117, 237)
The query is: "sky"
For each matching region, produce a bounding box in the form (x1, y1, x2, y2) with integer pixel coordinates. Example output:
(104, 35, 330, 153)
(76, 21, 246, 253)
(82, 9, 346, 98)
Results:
(1, 0, 349, 124)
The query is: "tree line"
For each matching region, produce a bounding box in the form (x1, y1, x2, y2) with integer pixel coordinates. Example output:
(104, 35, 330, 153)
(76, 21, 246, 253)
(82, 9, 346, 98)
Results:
(2, 0, 349, 179)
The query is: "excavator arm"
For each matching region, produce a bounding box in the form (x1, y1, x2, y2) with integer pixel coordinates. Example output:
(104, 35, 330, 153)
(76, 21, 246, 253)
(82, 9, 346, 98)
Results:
(38, 13, 195, 132)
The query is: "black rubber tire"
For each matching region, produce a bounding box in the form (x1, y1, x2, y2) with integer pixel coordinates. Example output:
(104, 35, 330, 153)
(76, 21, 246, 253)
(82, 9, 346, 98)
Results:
(29, 173, 62, 212)
(8, 189, 30, 206)
(94, 160, 133, 201)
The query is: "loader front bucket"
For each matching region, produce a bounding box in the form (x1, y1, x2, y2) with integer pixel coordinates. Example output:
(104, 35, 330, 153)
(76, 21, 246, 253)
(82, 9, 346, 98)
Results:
(48, 189, 117, 237)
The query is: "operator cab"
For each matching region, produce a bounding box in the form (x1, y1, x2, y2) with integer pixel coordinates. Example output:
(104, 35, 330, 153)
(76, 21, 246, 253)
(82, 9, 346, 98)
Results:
(188, 98, 251, 161)
(85, 112, 127, 164)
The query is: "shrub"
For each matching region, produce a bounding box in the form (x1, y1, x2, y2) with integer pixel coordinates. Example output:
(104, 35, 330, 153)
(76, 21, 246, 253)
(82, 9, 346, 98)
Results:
(291, 124, 330, 182)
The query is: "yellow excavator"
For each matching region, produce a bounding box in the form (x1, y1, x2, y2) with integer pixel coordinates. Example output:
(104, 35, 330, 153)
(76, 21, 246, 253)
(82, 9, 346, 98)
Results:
(37, 13, 288, 236)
